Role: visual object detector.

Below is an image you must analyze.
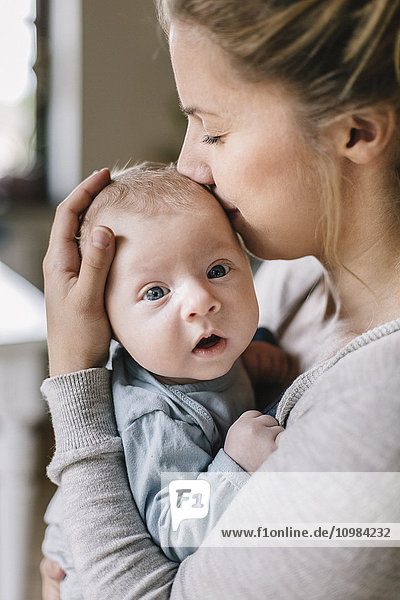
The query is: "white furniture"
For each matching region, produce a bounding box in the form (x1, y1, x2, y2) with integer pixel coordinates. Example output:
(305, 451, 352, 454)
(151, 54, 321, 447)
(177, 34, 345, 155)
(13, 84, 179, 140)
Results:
(0, 261, 47, 600)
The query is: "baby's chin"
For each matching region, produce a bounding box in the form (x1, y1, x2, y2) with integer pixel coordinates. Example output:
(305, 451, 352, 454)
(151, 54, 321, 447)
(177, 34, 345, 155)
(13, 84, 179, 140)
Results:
(153, 362, 236, 387)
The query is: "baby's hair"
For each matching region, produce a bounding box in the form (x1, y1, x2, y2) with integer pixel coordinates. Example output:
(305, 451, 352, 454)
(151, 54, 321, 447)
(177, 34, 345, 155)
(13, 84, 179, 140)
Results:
(79, 162, 210, 250)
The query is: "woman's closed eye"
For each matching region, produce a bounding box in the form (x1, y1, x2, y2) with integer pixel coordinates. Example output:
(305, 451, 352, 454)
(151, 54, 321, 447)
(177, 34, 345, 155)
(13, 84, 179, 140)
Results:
(144, 286, 170, 301)
(207, 264, 230, 279)
(202, 134, 221, 145)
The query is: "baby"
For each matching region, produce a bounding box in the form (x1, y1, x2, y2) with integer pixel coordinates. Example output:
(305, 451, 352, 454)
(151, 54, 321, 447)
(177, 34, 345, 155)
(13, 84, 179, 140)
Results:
(43, 163, 287, 599)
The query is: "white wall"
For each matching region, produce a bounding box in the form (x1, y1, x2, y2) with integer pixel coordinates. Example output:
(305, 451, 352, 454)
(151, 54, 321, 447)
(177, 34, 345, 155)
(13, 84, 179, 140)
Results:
(47, 0, 185, 203)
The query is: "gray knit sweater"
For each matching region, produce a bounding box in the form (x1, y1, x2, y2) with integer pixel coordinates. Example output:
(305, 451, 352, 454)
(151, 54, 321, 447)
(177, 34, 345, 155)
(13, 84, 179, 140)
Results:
(42, 259, 400, 600)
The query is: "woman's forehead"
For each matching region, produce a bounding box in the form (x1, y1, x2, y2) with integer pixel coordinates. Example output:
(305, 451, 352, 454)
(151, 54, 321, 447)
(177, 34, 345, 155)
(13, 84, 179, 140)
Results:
(170, 22, 239, 92)
(169, 21, 294, 122)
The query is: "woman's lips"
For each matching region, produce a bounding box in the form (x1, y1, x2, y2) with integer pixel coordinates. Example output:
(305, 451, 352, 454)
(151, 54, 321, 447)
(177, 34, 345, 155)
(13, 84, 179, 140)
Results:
(209, 188, 238, 213)
(218, 198, 237, 212)
(208, 187, 242, 228)
(226, 208, 240, 223)
(214, 195, 241, 223)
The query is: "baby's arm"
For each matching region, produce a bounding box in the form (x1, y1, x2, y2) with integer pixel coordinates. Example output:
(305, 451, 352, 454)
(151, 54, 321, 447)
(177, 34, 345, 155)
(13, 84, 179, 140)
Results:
(120, 409, 250, 563)
(224, 410, 284, 472)
(242, 328, 290, 386)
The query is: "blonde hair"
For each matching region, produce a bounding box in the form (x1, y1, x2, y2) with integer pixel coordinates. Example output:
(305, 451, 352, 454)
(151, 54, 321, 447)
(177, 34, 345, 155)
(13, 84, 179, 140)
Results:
(79, 162, 210, 250)
(156, 0, 400, 264)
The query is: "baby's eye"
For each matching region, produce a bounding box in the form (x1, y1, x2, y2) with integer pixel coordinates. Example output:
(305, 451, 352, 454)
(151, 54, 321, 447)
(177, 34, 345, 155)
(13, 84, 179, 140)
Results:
(144, 286, 170, 301)
(207, 264, 230, 279)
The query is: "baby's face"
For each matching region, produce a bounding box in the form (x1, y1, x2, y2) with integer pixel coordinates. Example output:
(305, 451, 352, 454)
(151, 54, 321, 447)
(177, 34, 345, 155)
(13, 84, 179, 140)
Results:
(103, 190, 259, 383)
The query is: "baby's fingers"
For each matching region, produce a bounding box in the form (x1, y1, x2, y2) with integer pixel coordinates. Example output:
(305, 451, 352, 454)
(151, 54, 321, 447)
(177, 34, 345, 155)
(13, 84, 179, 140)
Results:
(266, 425, 285, 439)
(256, 414, 280, 427)
(235, 410, 263, 421)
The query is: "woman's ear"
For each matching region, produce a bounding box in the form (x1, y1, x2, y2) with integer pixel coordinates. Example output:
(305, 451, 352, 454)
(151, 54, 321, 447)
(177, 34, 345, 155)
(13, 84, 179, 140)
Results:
(329, 105, 396, 164)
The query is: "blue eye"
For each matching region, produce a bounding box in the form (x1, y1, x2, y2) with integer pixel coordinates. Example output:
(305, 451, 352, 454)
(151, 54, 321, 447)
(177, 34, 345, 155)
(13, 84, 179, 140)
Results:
(208, 264, 229, 279)
(144, 286, 170, 301)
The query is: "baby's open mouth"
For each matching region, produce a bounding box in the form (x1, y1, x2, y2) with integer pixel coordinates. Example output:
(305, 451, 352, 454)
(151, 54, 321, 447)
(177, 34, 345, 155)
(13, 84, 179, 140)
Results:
(194, 334, 221, 350)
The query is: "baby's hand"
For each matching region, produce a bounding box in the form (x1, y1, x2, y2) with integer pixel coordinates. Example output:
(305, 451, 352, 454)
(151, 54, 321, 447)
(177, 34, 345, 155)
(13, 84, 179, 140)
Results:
(224, 410, 284, 472)
(242, 341, 290, 385)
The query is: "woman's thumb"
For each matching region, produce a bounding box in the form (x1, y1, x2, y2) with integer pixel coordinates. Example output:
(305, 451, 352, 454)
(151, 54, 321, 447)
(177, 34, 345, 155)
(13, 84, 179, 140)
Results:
(77, 226, 115, 305)
(91, 226, 113, 250)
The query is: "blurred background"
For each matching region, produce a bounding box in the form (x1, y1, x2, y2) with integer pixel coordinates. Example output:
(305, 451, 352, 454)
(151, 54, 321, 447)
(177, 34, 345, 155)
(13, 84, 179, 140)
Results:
(0, 1, 185, 598)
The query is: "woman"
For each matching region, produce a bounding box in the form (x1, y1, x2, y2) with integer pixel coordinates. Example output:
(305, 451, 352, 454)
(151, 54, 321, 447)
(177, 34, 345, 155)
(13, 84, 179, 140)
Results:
(41, 1, 400, 598)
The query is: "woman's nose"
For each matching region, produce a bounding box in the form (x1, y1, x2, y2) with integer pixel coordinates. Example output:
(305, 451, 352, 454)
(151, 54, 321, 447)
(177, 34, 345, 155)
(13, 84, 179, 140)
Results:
(181, 284, 221, 321)
(177, 125, 214, 185)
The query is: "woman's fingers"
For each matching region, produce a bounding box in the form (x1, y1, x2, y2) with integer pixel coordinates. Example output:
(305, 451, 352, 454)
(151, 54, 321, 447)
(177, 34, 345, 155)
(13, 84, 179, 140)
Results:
(62, 168, 111, 212)
(43, 170, 115, 376)
(44, 169, 111, 278)
(45, 225, 115, 375)
(40, 557, 66, 580)
(40, 557, 65, 600)
(76, 225, 116, 308)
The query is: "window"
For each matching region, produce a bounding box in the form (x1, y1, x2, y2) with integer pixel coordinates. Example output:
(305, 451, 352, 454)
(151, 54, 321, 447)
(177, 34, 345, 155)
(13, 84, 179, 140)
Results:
(0, 0, 48, 204)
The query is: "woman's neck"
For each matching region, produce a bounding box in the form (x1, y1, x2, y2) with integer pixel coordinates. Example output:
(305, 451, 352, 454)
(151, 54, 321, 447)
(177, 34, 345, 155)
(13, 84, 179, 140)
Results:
(324, 170, 400, 336)
(328, 247, 400, 335)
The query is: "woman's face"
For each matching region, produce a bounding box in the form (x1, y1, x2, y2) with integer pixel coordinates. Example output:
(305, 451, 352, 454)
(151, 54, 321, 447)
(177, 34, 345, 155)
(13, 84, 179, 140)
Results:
(170, 23, 324, 261)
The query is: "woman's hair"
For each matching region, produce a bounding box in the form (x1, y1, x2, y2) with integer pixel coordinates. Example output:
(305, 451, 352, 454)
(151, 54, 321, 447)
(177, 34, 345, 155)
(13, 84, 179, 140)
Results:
(79, 162, 209, 250)
(156, 0, 400, 264)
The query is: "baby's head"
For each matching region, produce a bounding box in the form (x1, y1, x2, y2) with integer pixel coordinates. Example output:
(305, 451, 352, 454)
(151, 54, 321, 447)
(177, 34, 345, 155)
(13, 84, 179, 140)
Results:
(80, 163, 259, 383)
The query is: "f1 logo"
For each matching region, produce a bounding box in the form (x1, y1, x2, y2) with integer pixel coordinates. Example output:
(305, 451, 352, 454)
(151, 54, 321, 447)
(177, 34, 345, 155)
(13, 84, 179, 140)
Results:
(169, 480, 211, 531)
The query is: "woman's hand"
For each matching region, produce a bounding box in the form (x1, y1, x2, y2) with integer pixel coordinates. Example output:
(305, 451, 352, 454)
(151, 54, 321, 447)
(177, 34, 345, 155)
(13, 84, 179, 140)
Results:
(40, 557, 65, 600)
(43, 169, 115, 376)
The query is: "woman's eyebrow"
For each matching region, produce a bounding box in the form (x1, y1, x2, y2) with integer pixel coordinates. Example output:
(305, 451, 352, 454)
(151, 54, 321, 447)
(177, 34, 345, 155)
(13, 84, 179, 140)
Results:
(178, 101, 218, 117)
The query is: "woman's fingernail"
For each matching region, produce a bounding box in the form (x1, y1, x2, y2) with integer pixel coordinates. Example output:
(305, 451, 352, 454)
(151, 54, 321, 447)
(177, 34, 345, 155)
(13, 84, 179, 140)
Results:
(92, 226, 111, 249)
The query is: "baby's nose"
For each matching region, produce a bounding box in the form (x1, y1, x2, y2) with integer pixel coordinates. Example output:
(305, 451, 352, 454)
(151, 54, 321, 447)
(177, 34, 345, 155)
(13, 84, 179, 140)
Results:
(181, 284, 221, 321)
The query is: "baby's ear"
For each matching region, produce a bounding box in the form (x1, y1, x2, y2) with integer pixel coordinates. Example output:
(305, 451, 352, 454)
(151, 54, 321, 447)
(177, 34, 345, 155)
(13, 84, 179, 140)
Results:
(328, 105, 396, 164)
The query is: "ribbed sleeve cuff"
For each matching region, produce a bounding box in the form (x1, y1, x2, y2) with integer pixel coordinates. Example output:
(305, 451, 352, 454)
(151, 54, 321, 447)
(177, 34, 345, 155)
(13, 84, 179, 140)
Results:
(209, 449, 250, 489)
(41, 368, 116, 452)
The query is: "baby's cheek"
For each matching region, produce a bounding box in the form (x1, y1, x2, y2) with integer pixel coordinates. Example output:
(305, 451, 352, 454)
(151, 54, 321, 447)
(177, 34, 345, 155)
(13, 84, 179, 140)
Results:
(247, 296, 260, 338)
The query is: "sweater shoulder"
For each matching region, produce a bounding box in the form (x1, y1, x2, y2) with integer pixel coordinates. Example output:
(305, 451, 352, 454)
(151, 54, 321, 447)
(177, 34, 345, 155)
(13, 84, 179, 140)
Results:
(281, 322, 400, 427)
